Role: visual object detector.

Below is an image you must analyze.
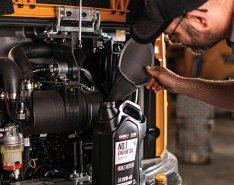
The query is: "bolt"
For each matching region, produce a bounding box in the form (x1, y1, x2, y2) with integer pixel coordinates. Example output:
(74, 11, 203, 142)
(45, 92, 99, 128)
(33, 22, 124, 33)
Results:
(66, 11, 72, 16)
(30, 5, 35, 9)
(0, 92, 5, 99)
(82, 12, 87, 17)
(18, 4, 24, 8)
(62, 38, 66, 43)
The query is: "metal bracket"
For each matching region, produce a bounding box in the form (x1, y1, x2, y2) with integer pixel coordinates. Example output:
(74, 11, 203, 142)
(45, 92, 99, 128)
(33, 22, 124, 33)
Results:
(44, 6, 101, 37)
(70, 172, 92, 183)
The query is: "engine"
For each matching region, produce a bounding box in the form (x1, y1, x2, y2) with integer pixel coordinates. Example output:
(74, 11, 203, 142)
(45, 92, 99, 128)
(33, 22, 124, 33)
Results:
(0, 26, 126, 183)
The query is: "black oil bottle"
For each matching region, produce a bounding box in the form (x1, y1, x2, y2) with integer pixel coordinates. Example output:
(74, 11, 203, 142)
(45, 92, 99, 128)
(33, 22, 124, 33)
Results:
(92, 38, 152, 185)
(92, 100, 146, 185)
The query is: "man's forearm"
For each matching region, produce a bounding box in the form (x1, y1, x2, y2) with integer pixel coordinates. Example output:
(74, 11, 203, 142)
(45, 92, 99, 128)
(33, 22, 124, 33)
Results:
(176, 77, 234, 111)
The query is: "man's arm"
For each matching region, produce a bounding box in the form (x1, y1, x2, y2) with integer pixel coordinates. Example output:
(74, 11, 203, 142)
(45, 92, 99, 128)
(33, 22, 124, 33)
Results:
(146, 66, 234, 111)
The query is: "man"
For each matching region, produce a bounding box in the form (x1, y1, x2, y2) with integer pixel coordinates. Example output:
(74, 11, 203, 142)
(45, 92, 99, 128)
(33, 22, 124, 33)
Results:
(132, 0, 234, 111)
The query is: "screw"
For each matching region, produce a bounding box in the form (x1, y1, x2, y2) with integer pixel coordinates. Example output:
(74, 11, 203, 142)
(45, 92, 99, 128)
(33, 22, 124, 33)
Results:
(82, 12, 87, 17)
(30, 5, 35, 9)
(66, 11, 72, 16)
(18, 4, 24, 8)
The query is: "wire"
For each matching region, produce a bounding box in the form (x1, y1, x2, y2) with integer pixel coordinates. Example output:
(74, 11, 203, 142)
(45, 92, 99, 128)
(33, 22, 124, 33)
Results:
(33, 164, 52, 179)
(80, 68, 95, 86)
(29, 158, 38, 169)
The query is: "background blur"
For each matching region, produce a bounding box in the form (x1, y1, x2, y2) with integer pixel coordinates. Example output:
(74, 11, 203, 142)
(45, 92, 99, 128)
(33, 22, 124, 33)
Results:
(166, 40, 234, 185)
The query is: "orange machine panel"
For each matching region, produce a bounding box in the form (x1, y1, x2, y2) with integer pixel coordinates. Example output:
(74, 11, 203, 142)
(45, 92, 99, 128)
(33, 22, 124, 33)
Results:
(155, 35, 168, 156)
(9, 0, 130, 22)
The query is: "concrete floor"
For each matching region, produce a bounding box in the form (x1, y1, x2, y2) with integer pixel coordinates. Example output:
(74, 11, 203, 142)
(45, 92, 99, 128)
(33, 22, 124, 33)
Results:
(179, 119, 234, 185)
(168, 117, 234, 185)
(12, 111, 234, 185)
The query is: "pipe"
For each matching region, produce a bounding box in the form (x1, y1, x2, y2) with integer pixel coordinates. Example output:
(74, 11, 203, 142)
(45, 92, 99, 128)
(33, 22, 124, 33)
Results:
(8, 42, 53, 79)
(5, 101, 17, 121)
(0, 17, 54, 27)
(53, 44, 79, 71)
(0, 27, 25, 37)
(9, 42, 81, 79)
(20, 138, 30, 179)
(73, 138, 78, 173)
(0, 58, 22, 100)
(79, 139, 83, 174)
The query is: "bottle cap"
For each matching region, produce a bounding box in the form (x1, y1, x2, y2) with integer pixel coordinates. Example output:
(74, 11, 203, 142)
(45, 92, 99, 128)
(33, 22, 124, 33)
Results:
(155, 173, 167, 184)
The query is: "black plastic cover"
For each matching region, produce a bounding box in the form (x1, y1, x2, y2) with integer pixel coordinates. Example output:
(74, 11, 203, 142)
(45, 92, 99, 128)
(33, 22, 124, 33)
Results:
(0, 0, 14, 15)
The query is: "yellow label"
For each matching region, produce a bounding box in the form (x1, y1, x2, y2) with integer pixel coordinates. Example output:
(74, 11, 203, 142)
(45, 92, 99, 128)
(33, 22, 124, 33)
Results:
(116, 30, 126, 42)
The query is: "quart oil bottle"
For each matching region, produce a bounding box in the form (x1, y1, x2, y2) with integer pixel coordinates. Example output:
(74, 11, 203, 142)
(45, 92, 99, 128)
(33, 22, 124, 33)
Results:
(92, 100, 146, 185)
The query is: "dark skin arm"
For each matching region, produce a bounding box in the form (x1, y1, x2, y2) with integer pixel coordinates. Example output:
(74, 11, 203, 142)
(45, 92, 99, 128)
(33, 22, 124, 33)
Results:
(146, 66, 234, 112)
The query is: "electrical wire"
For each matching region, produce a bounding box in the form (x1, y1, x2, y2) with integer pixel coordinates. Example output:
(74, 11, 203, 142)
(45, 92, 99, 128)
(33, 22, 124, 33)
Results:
(29, 158, 38, 169)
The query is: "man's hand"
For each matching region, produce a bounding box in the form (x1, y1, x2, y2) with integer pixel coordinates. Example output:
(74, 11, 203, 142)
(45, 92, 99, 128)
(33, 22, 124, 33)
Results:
(145, 66, 182, 93)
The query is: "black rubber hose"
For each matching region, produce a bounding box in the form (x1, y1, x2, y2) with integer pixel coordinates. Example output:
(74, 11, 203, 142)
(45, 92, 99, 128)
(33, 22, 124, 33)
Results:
(77, 50, 87, 67)
(0, 58, 22, 99)
(8, 43, 81, 79)
(8, 42, 53, 79)
(80, 68, 95, 86)
(5, 100, 17, 121)
(20, 146, 30, 179)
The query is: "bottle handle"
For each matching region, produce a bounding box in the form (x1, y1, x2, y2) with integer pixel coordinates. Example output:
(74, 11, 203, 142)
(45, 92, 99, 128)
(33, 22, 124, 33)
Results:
(118, 100, 142, 121)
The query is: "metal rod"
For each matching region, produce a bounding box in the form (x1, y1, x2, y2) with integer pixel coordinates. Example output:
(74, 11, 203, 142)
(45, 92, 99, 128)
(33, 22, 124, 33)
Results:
(79, 139, 83, 173)
(78, 0, 82, 48)
(74, 139, 78, 173)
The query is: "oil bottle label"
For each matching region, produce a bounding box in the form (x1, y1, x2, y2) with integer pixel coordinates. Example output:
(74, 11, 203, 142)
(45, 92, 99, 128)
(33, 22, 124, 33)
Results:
(115, 138, 138, 185)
